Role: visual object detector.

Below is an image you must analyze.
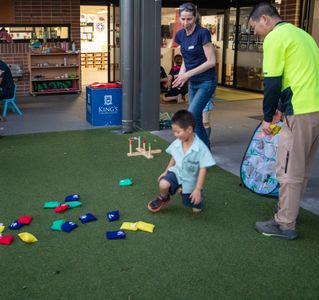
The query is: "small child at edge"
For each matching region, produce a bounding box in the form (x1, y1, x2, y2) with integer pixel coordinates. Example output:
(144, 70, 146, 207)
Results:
(147, 110, 216, 213)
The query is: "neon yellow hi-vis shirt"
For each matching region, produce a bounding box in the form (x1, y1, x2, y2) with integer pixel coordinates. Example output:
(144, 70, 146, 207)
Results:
(263, 22, 319, 115)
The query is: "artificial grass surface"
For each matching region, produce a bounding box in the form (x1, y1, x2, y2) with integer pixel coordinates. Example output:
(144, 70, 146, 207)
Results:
(1, 129, 319, 300)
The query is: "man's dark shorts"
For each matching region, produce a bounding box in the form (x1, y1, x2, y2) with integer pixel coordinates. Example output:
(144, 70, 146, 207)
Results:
(160, 171, 203, 209)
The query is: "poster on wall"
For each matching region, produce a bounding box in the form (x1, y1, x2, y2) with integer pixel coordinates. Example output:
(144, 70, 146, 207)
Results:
(87, 14, 96, 22)
(80, 14, 87, 23)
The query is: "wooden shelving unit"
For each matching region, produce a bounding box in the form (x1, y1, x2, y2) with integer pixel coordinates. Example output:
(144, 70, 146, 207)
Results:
(28, 52, 82, 96)
(81, 52, 108, 70)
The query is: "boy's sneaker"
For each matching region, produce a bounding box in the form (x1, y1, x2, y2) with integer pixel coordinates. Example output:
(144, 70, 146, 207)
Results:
(255, 219, 298, 240)
(147, 195, 170, 212)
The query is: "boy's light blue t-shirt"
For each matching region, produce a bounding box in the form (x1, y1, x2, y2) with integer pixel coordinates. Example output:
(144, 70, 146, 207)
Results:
(166, 134, 216, 194)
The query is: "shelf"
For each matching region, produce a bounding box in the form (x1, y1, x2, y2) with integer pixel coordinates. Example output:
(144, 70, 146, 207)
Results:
(81, 52, 108, 69)
(31, 65, 79, 69)
(28, 51, 81, 95)
(32, 77, 79, 82)
(32, 88, 81, 95)
(30, 52, 80, 56)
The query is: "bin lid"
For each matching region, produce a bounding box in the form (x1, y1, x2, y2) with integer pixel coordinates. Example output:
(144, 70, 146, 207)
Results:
(90, 82, 122, 89)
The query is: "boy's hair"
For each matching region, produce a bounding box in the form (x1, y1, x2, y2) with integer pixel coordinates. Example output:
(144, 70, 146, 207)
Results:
(248, 2, 281, 21)
(171, 110, 195, 130)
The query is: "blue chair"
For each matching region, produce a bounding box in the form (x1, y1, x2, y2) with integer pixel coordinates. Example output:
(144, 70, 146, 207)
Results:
(2, 84, 23, 117)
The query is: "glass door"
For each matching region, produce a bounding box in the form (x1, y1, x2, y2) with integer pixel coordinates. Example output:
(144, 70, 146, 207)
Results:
(107, 3, 120, 82)
(201, 13, 224, 84)
(235, 6, 263, 91)
(80, 5, 108, 85)
(223, 7, 236, 87)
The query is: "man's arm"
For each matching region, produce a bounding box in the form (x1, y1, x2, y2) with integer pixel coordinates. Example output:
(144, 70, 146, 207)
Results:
(261, 32, 285, 134)
(263, 76, 282, 122)
(262, 76, 282, 135)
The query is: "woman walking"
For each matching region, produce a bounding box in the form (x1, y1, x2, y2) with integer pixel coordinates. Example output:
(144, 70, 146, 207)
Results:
(172, 2, 217, 148)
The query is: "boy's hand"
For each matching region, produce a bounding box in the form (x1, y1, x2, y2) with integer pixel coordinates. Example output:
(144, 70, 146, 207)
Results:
(157, 171, 168, 182)
(190, 189, 202, 205)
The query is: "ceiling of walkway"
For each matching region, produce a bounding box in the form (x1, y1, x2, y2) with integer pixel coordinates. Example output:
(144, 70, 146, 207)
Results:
(162, 0, 231, 9)
(81, 0, 231, 9)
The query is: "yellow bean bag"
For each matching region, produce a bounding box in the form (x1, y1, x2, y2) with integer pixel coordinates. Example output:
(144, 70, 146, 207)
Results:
(136, 221, 155, 233)
(120, 222, 138, 231)
(18, 232, 38, 244)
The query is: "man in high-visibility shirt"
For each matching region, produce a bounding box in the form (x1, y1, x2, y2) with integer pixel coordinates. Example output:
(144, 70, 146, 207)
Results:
(249, 2, 319, 239)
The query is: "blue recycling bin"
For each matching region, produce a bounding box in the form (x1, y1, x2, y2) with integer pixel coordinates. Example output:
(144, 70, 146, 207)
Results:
(86, 85, 122, 126)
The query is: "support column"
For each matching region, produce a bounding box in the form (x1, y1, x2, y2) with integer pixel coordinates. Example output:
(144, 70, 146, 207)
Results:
(139, 0, 161, 130)
(120, 0, 134, 133)
(120, 0, 161, 132)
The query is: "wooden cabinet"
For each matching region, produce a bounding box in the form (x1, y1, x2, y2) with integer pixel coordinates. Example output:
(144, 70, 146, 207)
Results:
(28, 52, 81, 95)
(81, 52, 108, 70)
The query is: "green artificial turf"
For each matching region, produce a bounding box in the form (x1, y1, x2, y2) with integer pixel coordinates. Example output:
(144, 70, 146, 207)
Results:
(1, 129, 319, 300)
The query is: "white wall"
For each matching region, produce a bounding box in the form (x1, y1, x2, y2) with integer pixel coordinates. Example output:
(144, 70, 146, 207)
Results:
(80, 6, 108, 53)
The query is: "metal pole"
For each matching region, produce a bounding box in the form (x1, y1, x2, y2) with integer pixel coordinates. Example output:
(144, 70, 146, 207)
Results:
(133, 0, 141, 128)
(120, 0, 134, 133)
(139, 0, 161, 130)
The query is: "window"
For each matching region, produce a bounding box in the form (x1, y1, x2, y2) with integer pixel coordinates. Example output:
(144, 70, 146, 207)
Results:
(0, 25, 70, 43)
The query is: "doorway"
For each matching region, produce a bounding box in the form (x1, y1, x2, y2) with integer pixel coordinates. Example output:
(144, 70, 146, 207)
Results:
(80, 3, 120, 86)
(234, 6, 263, 91)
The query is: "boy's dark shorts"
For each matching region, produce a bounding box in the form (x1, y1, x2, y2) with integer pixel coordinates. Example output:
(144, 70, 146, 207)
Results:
(160, 171, 203, 209)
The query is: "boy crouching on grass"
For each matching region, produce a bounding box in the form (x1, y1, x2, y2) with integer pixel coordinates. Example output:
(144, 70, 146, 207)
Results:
(147, 110, 216, 213)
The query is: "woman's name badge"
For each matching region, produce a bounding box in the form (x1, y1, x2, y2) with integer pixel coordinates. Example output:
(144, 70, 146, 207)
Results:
(188, 45, 194, 50)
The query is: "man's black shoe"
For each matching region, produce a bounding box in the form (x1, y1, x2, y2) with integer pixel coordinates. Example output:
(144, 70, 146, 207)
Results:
(255, 219, 298, 240)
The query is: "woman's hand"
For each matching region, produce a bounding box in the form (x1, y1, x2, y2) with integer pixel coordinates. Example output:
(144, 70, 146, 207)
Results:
(172, 73, 189, 89)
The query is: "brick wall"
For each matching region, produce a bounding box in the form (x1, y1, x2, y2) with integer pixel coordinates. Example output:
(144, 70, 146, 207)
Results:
(0, 0, 80, 96)
(280, 0, 301, 26)
(0, 0, 15, 23)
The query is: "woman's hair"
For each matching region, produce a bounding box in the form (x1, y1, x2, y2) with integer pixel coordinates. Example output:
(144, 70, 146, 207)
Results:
(178, 2, 200, 24)
(249, 2, 281, 21)
(171, 110, 196, 130)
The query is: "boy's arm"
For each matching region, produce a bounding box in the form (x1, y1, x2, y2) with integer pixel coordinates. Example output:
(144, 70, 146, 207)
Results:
(157, 157, 175, 182)
(166, 157, 175, 170)
(190, 168, 207, 204)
